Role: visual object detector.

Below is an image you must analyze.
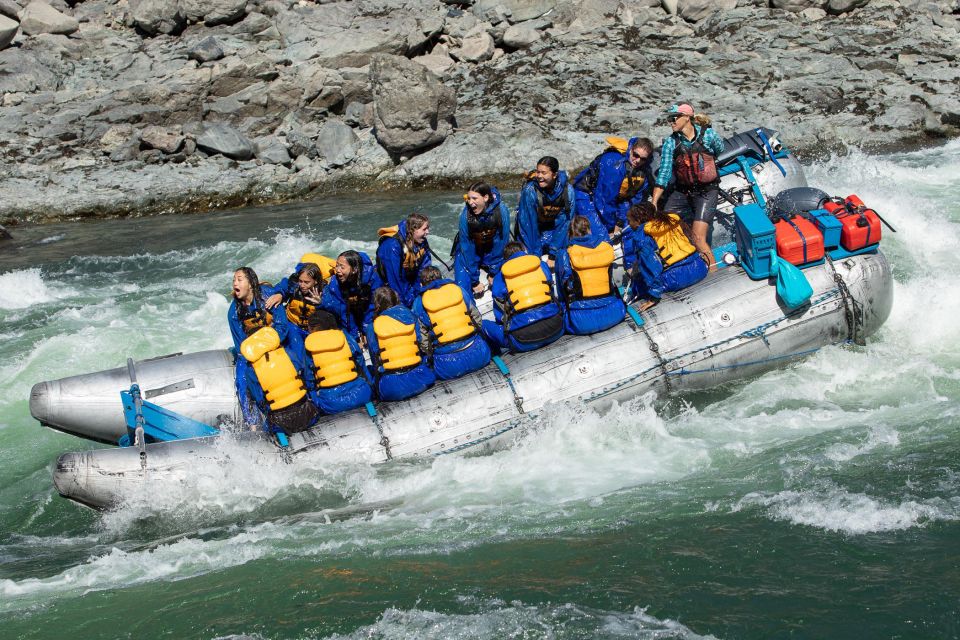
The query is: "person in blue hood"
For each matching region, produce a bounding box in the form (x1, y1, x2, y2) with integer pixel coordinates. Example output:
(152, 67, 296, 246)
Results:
(515, 156, 576, 263)
(319, 250, 383, 346)
(302, 309, 374, 415)
(622, 201, 708, 311)
(573, 136, 655, 234)
(412, 266, 491, 381)
(481, 242, 565, 353)
(227, 267, 314, 433)
(453, 181, 512, 298)
(366, 287, 436, 402)
(375, 213, 432, 308)
(555, 216, 626, 335)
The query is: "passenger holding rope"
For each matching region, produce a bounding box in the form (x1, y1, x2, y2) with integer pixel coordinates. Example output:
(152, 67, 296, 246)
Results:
(650, 102, 725, 271)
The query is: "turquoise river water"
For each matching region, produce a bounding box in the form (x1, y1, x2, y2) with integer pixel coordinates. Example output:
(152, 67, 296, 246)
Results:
(1, 143, 958, 639)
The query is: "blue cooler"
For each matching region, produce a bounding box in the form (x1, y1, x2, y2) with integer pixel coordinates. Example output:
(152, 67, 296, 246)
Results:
(809, 208, 842, 250)
(734, 204, 776, 279)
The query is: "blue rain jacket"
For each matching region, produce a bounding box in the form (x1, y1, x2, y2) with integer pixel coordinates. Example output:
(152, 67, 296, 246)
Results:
(412, 278, 491, 381)
(454, 187, 512, 289)
(319, 252, 383, 342)
(555, 234, 626, 336)
(365, 305, 436, 401)
(375, 218, 432, 308)
(485, 251, 564, 353)
(573, 137, 650, 233)
(308, 331, 374, 414)
(515, 171, 576, 258)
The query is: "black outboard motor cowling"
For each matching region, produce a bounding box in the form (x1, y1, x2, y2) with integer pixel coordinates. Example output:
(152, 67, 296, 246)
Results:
(716, 127, 781, 167)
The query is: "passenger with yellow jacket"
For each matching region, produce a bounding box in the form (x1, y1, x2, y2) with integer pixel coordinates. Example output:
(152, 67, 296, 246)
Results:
(622, 201, 708, 312)
(555, 215, 626, 335)
(302, 309, 374, 414)
(365, 287, 436, 402)
(481, 242, 565, 353)
(411, 266, 491, 381)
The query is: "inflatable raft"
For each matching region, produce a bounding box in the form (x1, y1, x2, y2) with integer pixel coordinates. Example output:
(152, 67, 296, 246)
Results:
(30, 129, 895, 510)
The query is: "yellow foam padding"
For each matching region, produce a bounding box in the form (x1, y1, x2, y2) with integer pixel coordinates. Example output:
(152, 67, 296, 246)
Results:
(300, 253, 337, 280)
(241, 327, 281, 363)
(422, 283, 475, 344)
(242, 328, 305, 410)
(373, 314, 422, 371)
(285, 298, 316, 327)
(605, 136, 629, 154)
(645, 214, 696, 266)
(618, 173, 646, 199)
(568, 242, 615, 298)
(377, 225, 399, 239)
(305, 329, 358, 388)
(502, 254, 551, 312)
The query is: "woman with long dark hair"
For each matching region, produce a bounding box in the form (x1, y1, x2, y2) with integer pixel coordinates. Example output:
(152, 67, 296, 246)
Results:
(375, 212, 432, 307)
(515, 156, 577, 264)
(319, 250, 383, 345)
(453, 181, 512, 298)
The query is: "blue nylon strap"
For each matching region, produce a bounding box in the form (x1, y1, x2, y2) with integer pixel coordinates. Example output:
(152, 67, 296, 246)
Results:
(781, 217, 809, 263)
(755, 128, 787, 177)
(365, 401, 378, 417)
(492, 355, 510, 376)
(275, 432, 289, 448)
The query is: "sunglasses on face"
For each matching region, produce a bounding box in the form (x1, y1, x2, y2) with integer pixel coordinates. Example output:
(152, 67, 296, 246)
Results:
(669, 114, 685, 123)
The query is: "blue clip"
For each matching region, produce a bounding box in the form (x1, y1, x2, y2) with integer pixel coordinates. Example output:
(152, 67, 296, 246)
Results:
(492, 355, 510, 376)
(275, 432, 289, 448)
(365, 402, 378, 418)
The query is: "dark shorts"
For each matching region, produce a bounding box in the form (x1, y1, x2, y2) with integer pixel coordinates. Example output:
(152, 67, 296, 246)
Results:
(663, 186, 720, 225)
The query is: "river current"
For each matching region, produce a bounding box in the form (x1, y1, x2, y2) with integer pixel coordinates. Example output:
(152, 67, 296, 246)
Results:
(1, 143, 958, 639)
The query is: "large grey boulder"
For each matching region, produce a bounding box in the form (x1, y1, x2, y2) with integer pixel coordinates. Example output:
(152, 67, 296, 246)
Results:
(770, 0, 827, 11)
(370, 53, 457, 155)
(678, 0, 736, 22)
(473, 0, 555, 23)
(826, 0, 869, 13)
(141, 125, 184, 154)
(196, 123, 254, 160)
(130, 0, 185, 36)
(315, 120, 359, 168)
(18, 1, 78, 35)
(0, 14, 17, 49)
(450, 26, 495, 63)
(0, 0, 20, 20)
(180, 0, 247, 26)
(187, 36, 225, 63)
(502, 23, 541, 49)
(254, 136, 291, 165)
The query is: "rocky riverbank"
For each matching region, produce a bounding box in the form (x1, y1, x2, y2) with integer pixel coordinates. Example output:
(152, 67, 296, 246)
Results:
(0, 0, 957, 229)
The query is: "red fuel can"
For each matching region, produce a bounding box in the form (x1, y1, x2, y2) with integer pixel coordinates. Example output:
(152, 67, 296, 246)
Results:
(774, 214, 825, 265)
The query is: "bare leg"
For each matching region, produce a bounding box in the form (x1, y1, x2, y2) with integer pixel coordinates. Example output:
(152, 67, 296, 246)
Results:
(691, 220, 716, 273)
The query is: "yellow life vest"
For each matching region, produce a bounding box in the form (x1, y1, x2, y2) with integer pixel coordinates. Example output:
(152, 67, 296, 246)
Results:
(285, 296, 317, 330)
(239, 305, 272, 335)
(377, 225, 426, 278)
(304, 329, 358, 388)
(567, 242, 615, 299)
(605, 136, 629, 154)
(373, 314, 422, 371)
(299, 253, 336, 281)
(422, 283, 475, 345)
(240, 327, 306, 411)
(618, 171, 646, 200)
(501, 254, 552, 312)
(644, 214, 696, 266)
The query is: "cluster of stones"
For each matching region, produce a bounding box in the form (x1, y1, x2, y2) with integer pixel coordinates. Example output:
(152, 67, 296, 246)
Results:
(0, 0, 957, 227)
